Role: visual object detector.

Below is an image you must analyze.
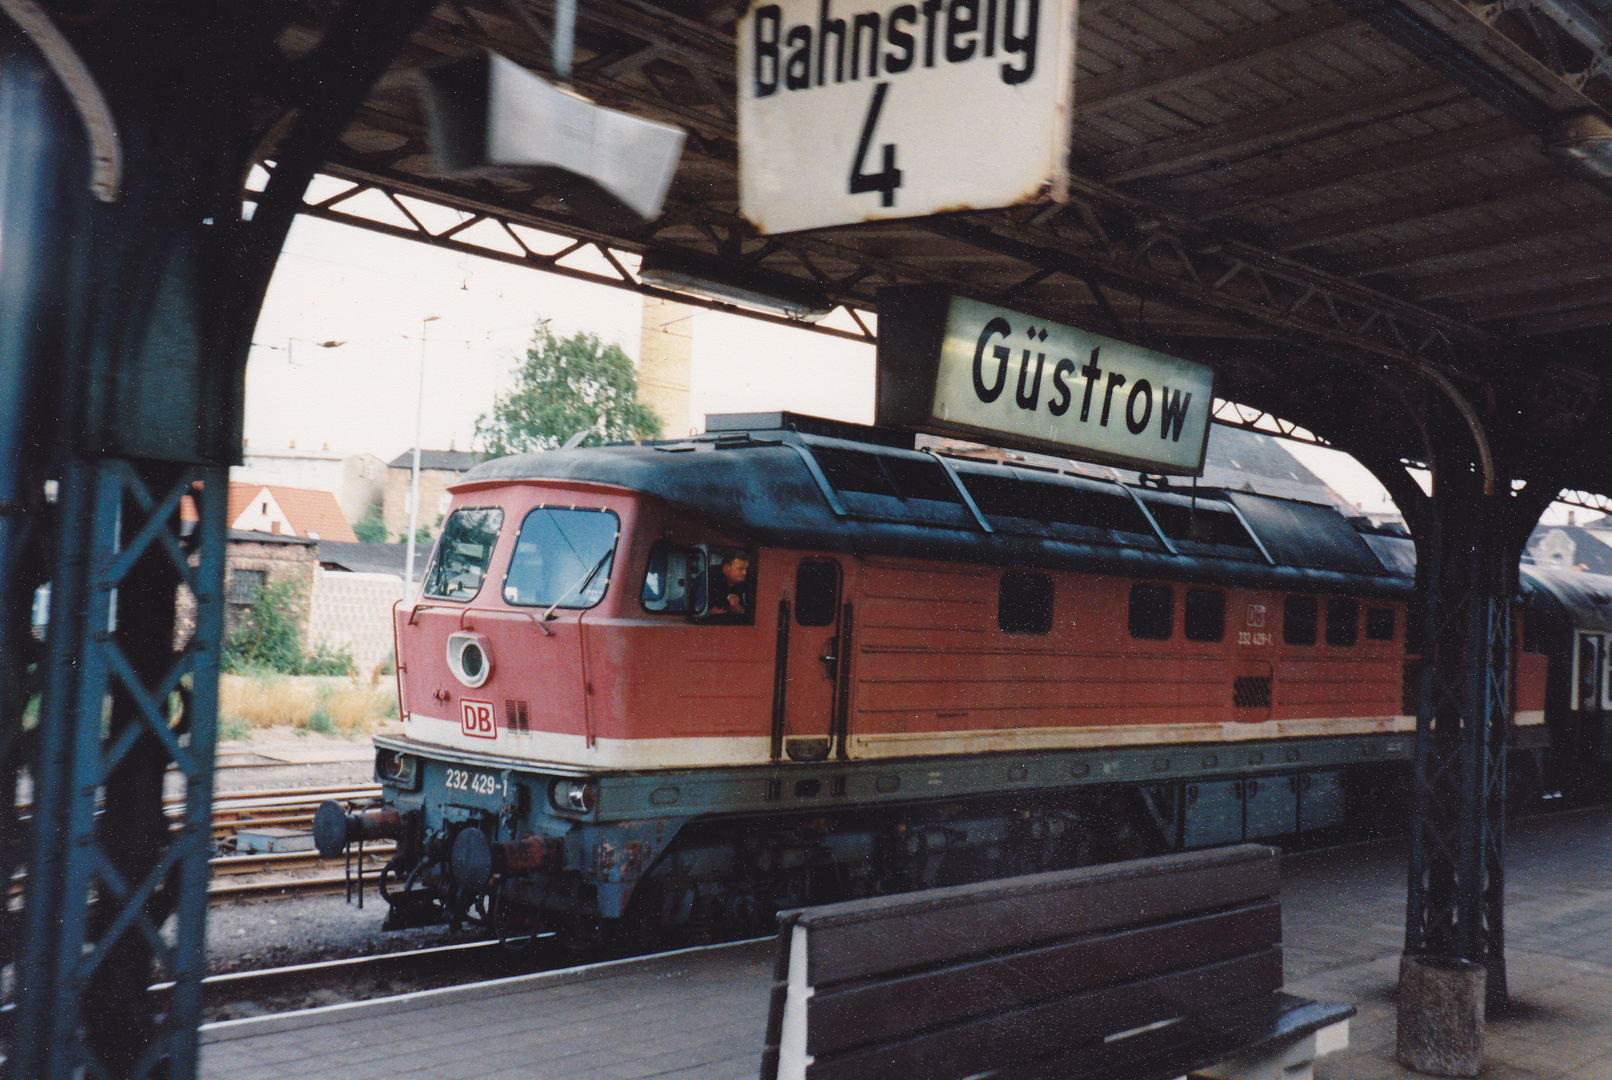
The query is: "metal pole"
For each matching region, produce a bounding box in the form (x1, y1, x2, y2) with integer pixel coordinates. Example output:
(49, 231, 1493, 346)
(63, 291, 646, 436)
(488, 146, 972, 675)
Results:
(404, 314, 439, 590)
(554, 0, 577, 78)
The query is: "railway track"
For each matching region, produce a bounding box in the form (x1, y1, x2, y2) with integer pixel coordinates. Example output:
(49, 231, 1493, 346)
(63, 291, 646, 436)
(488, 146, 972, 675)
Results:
(10, 781, 387, 903)
(207, 783, 387, 899)
(208, 783, 380, 840)
(161, 936, 573, 1023)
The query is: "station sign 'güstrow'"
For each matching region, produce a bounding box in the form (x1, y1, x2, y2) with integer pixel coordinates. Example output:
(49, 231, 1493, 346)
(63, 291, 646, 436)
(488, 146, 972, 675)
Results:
(877, 292, 1216, 475)
(736, 0, 1075, 234)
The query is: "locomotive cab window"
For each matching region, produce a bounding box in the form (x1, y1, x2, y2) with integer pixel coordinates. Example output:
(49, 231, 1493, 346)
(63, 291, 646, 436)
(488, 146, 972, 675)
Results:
(502, 507, 618, 609)
(1326, 599, 1359, 646)
(703, 548, 755, 621)
(642, 542, 693, 613)
(1184, 589, 1225, 642)
(423, 507, 505, 601)
(641, 542, 756, 623)
(1283, 596, 1318, 645)
(1129, 583, 1174, 640)
(999, 572, 1054, 634)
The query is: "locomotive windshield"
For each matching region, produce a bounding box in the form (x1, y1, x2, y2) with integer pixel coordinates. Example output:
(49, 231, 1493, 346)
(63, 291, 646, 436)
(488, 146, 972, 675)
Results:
(502, 507, 620, 609)
(423, 507, 504, 600)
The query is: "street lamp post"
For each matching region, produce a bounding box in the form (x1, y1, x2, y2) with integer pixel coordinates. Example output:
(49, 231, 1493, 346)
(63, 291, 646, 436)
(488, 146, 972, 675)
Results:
(405, 315, 440, 592)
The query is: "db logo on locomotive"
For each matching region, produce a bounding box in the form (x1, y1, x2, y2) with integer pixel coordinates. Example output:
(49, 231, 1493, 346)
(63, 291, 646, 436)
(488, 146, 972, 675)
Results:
(460, 699, 497, 739)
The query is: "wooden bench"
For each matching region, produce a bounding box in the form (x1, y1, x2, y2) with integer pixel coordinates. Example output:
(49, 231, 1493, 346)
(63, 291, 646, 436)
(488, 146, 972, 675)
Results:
(762, 844, 1352, 1080)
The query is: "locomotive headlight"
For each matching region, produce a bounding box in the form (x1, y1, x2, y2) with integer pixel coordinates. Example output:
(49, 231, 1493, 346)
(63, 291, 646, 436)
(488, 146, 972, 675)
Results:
(551, 778, 599, 814)
(376, 749, 419, 790)
(446, 631, 492, 688)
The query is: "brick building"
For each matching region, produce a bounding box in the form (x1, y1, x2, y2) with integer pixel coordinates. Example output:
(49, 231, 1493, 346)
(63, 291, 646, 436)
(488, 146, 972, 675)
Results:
(382, 449, 482, 542)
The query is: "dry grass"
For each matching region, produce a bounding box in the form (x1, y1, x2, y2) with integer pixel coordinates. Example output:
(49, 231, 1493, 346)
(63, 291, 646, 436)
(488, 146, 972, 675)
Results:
(220, 672, 398, 737)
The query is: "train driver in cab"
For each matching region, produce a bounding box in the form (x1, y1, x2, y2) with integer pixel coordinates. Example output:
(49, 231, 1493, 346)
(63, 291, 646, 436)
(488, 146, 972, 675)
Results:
(707, 553, 751, 617)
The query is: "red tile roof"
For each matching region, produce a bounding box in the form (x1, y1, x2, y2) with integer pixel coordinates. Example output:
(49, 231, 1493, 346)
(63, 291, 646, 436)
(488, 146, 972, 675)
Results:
(247, 484, 357, 542)
(187, 482, 358, 541)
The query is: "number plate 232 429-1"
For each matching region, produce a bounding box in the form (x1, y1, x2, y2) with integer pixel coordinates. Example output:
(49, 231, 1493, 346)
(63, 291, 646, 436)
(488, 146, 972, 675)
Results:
(443, 767, 503, 798)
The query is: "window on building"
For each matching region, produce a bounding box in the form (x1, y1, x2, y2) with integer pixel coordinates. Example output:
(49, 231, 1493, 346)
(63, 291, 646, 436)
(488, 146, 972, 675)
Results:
(1000, 572, 1054, 634)
(1326, 599, 1360, 646)
(1283, 595, 1318, 645)
(1129, 583, 1174, 640)
(229, 569, 265, 605)
(1184, 589, 1226, 642)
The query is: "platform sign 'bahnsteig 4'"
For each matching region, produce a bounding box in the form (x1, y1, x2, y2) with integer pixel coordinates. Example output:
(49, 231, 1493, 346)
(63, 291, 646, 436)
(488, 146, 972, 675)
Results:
(737, 0, 1075, 234)
(878, 292, 1217, 475)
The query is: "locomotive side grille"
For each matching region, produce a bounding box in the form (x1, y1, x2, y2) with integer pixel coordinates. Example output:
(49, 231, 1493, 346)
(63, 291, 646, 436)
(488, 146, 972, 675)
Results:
(1233, 676, 1272, 709)
(505, 699, 531, 732)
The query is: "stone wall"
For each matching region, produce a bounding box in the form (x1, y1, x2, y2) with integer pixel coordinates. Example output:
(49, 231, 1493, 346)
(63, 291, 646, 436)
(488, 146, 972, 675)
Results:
(224, 537, 317, 640)
(308, 568, 403, 672)
(176, 534, 317, 649)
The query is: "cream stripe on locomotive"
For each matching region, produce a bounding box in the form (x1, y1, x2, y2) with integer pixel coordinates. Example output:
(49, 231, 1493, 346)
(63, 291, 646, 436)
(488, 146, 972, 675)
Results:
(403, 711, 1422, 769)
(403, 713, 775, 767)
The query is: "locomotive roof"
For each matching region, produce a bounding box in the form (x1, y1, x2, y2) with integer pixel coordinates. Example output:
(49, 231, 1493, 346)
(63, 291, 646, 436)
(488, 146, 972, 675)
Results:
(460, 417, 1413, 598)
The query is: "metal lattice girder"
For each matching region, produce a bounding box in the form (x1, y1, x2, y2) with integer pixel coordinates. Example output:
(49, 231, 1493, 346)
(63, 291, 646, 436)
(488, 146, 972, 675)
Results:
(293, 149, 1490, 373)
(1403, 468, 1517, 1014)
(13, 463, 226, 1080)
(3, 2, 441, 1075)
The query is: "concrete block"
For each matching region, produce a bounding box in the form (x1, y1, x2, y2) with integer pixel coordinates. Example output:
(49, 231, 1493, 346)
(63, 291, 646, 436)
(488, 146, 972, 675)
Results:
(1396, 954, 1485, 1077)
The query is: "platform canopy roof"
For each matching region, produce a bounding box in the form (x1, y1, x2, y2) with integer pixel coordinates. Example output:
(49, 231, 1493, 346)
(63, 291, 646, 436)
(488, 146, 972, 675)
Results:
(270, 0, 1612, 497)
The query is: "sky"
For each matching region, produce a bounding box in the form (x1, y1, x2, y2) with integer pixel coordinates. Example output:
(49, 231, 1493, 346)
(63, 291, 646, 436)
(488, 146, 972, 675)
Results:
(247, 205, 875, 461)
(247, 201, 1578, 526)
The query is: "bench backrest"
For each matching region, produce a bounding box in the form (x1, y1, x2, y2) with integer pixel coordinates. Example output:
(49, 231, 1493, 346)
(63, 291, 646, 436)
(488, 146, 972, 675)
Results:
(762, 844, 1281, 1080)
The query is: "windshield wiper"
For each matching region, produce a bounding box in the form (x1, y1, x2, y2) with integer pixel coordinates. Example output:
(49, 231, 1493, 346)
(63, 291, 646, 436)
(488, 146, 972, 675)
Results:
(542, 548, 614, 622)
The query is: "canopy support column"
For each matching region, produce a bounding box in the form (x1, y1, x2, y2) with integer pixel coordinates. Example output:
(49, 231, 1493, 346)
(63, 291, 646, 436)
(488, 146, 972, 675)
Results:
(2, 2, 434, 1075)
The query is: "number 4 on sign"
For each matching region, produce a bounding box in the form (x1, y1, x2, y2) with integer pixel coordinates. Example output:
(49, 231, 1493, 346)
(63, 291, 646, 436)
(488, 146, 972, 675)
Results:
(850, 81, 902, 207)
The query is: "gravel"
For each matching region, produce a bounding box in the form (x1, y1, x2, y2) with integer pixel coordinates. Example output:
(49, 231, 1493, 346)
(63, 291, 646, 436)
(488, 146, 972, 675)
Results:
(205, 892, 470, 976)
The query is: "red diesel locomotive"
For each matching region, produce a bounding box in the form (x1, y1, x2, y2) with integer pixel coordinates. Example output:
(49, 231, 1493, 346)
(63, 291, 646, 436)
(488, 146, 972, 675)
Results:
(317, 412, 1551, 941)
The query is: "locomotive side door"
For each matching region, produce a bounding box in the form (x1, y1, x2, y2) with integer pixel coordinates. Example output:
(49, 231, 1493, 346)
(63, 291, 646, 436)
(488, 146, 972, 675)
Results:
(775, 557, 847, 762)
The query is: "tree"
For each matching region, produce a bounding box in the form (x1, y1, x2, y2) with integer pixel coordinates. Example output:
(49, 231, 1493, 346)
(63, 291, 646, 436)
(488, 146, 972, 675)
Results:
(222, 578, 306, 674)
(353, 503, 388, 544)
(221, 577, 355, 676)
(474, 319, 663, 456)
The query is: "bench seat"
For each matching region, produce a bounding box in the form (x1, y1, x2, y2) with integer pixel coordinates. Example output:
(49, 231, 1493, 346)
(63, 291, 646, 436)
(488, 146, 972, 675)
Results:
(761, 844, 1353, 1080)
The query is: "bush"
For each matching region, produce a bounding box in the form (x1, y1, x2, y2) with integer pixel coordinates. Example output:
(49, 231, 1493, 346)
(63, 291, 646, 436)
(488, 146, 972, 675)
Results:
(303, 690, 337, 734)
(222, 578, 305, 675)
(302, 642, 357, 677)
(219, 714, 252, 741)
(353, 503, 388, 544)
(223, 577, 363, 677)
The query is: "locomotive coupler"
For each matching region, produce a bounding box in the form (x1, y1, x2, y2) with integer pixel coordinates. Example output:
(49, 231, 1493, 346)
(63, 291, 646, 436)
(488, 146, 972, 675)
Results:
(450, 829, 564, 894)
(313, 801, 404, 858)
